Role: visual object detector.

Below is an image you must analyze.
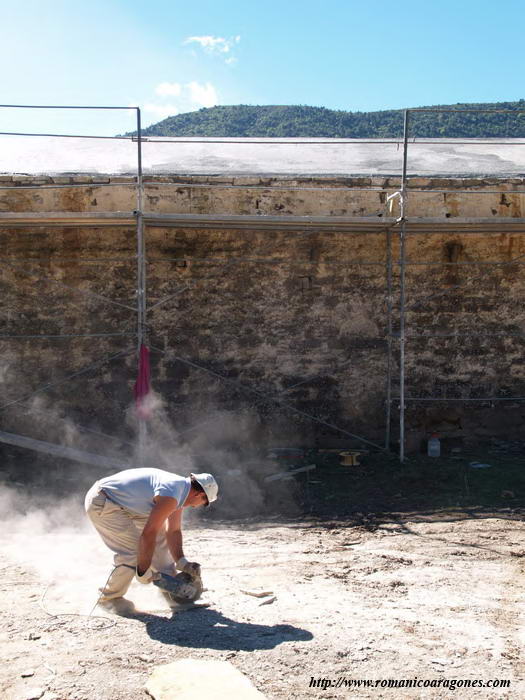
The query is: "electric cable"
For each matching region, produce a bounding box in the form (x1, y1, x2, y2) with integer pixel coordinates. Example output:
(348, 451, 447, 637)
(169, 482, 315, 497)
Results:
(38, 569, 118, 631)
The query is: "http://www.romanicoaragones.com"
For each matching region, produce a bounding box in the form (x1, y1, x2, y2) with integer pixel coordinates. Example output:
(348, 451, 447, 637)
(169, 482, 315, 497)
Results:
(309, 677, 511, 691)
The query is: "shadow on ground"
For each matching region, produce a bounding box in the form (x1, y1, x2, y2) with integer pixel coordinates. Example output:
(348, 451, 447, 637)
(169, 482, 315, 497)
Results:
(127, 606, 313, 650)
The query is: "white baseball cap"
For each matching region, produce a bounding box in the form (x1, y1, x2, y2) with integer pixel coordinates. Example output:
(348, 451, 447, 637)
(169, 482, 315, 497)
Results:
(191, 472, 219, 506)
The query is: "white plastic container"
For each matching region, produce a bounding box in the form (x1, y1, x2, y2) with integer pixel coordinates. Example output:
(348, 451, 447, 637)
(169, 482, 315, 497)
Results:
(427, 433, 441, 457)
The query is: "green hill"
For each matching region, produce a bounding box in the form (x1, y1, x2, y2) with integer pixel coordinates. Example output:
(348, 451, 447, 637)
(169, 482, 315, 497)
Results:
(134, 101, 525, 138)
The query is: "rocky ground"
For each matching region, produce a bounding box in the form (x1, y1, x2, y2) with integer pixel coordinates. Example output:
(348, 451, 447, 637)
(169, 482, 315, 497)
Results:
(1, 501, 524, 699)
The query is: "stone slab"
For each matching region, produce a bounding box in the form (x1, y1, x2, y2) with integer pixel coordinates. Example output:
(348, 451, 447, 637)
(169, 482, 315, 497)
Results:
(145, 658, 266, 700)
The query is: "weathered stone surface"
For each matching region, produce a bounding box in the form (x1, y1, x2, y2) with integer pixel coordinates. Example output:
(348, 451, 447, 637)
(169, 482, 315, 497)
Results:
(145, 658, 266, 699)
(0, 174, 524, 218)
(0, 175, 524, 451)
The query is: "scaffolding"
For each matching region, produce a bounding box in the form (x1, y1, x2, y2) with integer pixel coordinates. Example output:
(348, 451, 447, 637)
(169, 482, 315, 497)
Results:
(0, 104, 524, 464)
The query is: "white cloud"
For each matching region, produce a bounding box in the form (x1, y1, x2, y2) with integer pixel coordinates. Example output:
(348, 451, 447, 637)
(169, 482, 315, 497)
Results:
(186, 81, 218, 108)
(155, 82, 182, 97)
(143, 103, 180, 120)
(142, 80, 220, 126)
(184, 34, 240, 61)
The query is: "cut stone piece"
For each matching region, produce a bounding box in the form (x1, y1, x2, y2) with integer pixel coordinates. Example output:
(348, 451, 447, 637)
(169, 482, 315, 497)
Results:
(240, 589, 274, 598)
(145, 658, 266, 699)
(21, 688, 45, 700)
(258, 595, 277, 606)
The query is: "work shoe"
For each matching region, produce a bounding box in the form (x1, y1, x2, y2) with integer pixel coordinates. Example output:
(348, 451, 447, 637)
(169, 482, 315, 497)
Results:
(98, 597, 136, 616)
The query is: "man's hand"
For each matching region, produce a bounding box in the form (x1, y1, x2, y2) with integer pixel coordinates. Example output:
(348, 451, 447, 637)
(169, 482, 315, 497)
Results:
(177, 556, 201, 578)
(135, 567, 158, 584)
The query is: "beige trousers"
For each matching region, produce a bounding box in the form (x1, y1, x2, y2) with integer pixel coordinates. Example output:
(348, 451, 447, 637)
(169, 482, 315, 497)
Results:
(85, 482, 177, 600)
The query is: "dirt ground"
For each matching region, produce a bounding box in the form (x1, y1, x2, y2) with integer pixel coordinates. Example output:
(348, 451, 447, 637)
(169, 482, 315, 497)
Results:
(1, 504, 524, 699)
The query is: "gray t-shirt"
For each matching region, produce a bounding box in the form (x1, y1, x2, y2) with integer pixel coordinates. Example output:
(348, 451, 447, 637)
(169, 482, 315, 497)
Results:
(98, 468, 191, 516)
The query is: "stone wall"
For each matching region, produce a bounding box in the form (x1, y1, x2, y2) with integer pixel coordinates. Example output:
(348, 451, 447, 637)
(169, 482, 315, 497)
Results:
(2, 174, 525, 218)
(1, 175, 524, 452)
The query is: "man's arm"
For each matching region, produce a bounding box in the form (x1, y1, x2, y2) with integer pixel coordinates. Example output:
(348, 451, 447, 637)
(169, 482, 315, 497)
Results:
(137, 497, 178, 575)
(166, 509, 201, 577)
(166, 508, 184, 561)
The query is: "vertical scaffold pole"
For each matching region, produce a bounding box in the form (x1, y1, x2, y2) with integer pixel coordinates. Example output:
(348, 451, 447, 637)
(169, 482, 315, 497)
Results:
(385, 228, 392, 449)
(399, 110, 409, 463)
(135, 107, 147, 466)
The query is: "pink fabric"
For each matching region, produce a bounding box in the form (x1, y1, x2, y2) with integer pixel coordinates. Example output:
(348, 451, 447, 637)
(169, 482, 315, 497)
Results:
(134, 344, 151, 419)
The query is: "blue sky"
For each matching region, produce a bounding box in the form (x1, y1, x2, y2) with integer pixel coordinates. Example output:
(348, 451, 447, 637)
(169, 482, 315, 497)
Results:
(1, 0, 524, 135)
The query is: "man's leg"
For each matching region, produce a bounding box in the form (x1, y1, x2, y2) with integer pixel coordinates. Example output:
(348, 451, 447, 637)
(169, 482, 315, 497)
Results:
(85, 483, 147, 600)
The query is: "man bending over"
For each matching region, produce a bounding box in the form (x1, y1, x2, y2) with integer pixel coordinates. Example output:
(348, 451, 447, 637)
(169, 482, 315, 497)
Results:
(85, 468, 218, 610)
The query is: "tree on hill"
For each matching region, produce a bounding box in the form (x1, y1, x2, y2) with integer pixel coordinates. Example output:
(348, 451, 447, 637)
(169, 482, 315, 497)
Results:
(129, 101, 525, 139)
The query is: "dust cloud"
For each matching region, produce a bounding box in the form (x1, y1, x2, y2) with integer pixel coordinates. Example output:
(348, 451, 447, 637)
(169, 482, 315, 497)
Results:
(127, 391, 301, 518)
(0, 383, 302, 611)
